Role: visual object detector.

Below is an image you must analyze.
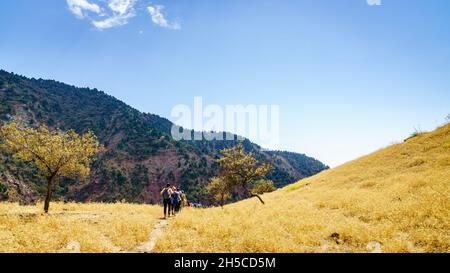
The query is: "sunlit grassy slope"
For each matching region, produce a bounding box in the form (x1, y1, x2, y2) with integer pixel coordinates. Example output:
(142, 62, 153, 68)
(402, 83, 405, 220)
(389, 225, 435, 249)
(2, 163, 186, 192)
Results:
(0, 203, 160, 253)
(154, 124, 450, 253)
(1, 125, 448, 253)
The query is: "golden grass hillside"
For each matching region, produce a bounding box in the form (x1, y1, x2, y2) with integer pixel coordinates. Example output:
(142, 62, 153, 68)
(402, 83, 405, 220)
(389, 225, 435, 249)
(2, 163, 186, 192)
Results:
(154, 124, 450, 253)
(1, 124, 448, 253)
(0, 202, 161, 253)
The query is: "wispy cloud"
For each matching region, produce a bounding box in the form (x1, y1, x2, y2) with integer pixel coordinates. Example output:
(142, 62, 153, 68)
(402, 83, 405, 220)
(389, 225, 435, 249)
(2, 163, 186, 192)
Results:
(67, 0, 102, 19)
(92, 0, 137, 30)
(147, 4, 180, 30)
(367, 0, 382, 6)
(92, 12, 135, 30)
(67, 0, 181, 31)
(109, 0, 136, 15)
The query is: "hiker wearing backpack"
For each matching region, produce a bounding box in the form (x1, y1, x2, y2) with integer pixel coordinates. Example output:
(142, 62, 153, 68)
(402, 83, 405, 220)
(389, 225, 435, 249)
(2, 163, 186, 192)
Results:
(179, 190, 187, 213)
(160, 184, 173, 219)
(170, 186, 177, 215)
(171, 187, 182, 214)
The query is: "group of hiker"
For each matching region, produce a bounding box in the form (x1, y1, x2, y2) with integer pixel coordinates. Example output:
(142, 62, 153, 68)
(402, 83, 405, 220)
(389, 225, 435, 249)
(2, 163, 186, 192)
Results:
(160, 184, 188, 219)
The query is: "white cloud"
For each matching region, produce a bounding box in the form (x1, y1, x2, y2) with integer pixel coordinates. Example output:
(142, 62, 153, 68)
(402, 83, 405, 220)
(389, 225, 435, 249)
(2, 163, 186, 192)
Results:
(92, 0, 137, 30)
(67, 0, 102, 19)
(67, 0, 180, 31)
(108, 0, 136, 15)
(367, 0, 382, 6)
(147, 5, 180, 30)
(92, 12, 135, 30)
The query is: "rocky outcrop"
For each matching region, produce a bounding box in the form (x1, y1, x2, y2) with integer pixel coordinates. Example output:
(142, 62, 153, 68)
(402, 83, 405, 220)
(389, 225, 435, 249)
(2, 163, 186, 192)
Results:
(0, 172, 39, 205)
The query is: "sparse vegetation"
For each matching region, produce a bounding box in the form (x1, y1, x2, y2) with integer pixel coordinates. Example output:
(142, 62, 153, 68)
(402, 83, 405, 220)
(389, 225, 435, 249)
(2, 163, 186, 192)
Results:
(0, 202, 161, 253)
(0, 122, 103, 212)
(213, 143, 274, 205)
(405, 126, 423, 141)
(153, 124, 450, 253)
(0, 124, 449, 253)
(206, 177, 231, 207)
(251, 179, 277, 195)
(0, 183, 8, 200)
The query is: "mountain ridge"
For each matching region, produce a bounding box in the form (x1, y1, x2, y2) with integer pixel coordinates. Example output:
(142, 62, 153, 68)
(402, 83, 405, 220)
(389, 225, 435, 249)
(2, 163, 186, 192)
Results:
(0, 69, 328, 204)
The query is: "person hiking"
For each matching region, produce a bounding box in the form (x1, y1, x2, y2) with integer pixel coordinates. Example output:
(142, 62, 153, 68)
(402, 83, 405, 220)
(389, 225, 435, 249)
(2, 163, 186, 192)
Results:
(179, 190, 187, 213)
(160, 184, 173, 219)
(170, 186, 176, 216)
(171, 187, 181, 215)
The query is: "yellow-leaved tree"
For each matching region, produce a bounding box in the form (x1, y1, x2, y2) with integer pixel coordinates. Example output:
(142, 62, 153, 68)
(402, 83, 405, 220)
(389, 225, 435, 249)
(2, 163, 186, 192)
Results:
(251, 179, 277, 195)
(206, 177, 231, 207)
(213, 143, 273, 204)
(0, 122, 104, 213)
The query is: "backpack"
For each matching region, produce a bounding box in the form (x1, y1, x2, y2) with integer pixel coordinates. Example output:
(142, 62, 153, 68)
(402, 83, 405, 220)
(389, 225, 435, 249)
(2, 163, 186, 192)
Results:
(162, 188, 171, 199)
(172, 192, 180, 205)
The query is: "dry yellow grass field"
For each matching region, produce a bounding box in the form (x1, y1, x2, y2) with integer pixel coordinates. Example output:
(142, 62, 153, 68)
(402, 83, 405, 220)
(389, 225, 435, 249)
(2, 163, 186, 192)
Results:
(0, 202, 161, 253)
(153, 124, 450, 253)
(1, 124, 449, 253)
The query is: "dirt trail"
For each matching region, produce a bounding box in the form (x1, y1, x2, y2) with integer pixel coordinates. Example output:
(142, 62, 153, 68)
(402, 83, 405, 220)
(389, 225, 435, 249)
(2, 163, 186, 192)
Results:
(135, 218, 169, 253)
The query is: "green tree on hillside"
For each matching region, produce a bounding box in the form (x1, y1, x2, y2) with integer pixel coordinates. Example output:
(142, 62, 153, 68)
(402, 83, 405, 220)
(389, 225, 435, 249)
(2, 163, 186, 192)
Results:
(206, 177, 231, 207)
(211, 143, 273, 205)
(0, 122, 103, 213)
(251, 179, 277, 195)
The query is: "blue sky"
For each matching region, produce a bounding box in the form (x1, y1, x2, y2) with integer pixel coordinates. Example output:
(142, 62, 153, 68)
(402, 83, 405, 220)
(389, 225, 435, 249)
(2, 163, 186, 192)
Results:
(0, 0, 449, 167)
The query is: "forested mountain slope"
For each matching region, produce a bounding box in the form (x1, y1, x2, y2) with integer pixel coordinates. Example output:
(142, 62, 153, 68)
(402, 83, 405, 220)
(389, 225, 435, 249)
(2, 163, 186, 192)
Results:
(0, 70, 328, 204)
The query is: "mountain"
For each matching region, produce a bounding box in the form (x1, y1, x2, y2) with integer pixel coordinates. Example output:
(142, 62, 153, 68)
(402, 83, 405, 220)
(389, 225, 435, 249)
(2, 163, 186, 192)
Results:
(0, 69, 328, 204)
(154, 123, 450, 253)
